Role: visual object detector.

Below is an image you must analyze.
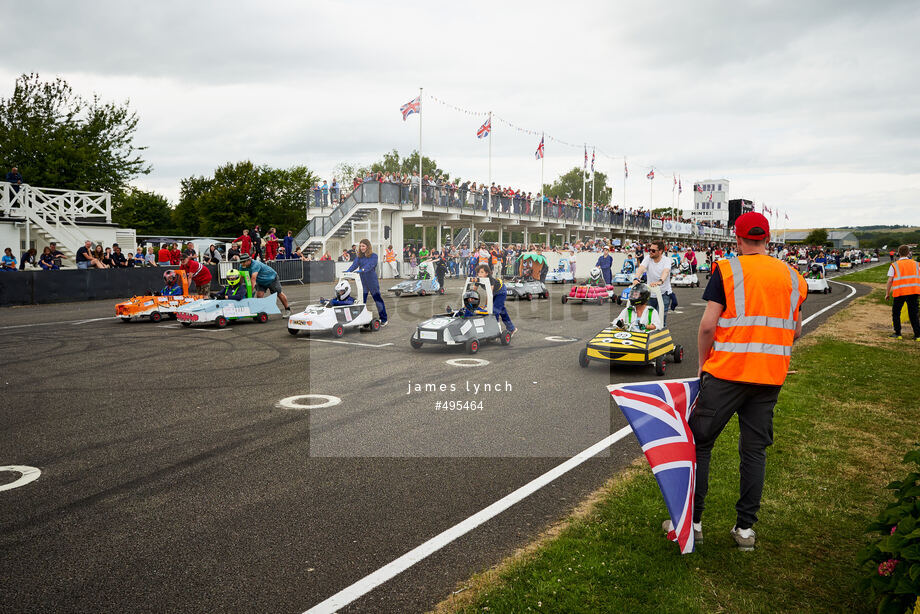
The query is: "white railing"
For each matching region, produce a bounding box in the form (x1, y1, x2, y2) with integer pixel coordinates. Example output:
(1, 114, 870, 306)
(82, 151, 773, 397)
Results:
(1, 181, 113, 255)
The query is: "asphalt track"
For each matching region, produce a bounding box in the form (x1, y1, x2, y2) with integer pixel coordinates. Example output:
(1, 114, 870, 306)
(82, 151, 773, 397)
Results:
(0, 271, 867, 614)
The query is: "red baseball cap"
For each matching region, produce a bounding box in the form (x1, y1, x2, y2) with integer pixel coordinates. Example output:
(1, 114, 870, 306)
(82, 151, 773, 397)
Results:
(734, 212, 770, 240)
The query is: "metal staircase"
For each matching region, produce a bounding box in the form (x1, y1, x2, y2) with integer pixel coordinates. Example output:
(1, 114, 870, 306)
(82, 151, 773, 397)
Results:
(293, 186, 389, 257)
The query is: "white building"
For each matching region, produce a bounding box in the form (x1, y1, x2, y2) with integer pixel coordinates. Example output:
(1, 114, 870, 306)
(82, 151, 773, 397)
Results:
(691, 178, 730, 224)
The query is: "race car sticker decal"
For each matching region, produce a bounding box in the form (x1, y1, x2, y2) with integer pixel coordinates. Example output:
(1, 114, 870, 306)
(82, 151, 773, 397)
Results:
(614, 332, 632, 339)
(460, 321, 473, 334)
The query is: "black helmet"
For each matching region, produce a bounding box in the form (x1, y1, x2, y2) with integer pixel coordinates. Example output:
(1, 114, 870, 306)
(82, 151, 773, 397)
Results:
(463, 290, 480, 309)
(629, 283, 651, 306)
(810, 263, 822, 274)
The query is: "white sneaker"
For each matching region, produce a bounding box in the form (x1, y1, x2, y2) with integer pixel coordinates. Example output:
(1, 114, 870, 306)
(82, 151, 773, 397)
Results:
(730, 526, 756, 551)
(661, 519, 703, 544)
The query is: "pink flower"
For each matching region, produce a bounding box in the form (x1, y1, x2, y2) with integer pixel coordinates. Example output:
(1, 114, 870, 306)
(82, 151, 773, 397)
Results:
(878, 559, 899, 577)
(891, 526, 898, 535)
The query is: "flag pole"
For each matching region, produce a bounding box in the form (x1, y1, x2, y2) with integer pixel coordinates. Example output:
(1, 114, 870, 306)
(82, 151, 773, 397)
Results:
(418, 87, 423, 209)
(582, 144, 586, 227)
(649, 170, 653, 215)
(487, 111, 492, 197)
(591, 147, 596, 217)
(540, 132, 545, 224)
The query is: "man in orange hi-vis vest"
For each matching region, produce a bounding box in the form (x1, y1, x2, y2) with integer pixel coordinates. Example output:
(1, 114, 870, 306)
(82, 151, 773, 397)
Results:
(383, 245, 400, 279)
(692, 212, 807, 551)
(885, 244, 920, 340)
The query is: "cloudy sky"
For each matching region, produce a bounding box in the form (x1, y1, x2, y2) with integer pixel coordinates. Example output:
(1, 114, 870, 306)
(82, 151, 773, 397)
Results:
(2, 0, 918, 228)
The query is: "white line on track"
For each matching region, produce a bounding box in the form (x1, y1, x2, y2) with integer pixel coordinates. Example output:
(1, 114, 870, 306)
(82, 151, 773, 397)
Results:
(302, 280, 862, 614)
(0, 465, 41, 492)
(303, 425, 634, 614)
(0, 316, 112, 330)
(803, 281, 856, 326)
(300, 338, 394, 348)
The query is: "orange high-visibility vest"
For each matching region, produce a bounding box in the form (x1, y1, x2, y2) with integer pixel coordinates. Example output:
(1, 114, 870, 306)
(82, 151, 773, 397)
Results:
(704, 255, 807, 386)
(384, 250, 396, 263)
(891, 259, 920, 297)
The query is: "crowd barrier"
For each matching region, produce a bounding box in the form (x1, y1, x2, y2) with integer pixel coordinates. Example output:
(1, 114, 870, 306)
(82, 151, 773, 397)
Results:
(0, 261, 335, 307)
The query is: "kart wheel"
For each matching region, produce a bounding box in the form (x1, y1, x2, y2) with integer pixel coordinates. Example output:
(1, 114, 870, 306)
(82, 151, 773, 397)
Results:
(371, 318, 381, 331)
(466, 339, 479, 354)
(616, 296, 623, 305)
(168, 312, 177, 319)
(288, 327, 299, 336)
(120, 317, 131, 323)
(500, 331, 512, 345)
(256, 312, 269, 323)
(542, 291, 549, 299)
(654, 356, 666, 376)
(215, 316, 228, 329)
(410, 336, 423, 350)
(181, 322, 192, 327)
(696, 281, 700, 287)
(578, 347, 589, 368)
(333, 324, 345, 337)
(524, 293, 532, 301)
(394, 290, 402, 297)
(561, 296, 568, 304)
(149, 311, 163, 323)
(829, 286, 832, 293)
(673, 344, 684, 363)
(418, 289, 426, 296)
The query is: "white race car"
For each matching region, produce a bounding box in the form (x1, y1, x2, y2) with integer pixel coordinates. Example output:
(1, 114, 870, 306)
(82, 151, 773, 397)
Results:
(805, 263, 831, 294)
(546, 257, 574, 284)
(287, 273, 380, 336)
(670, 263, 700, 288)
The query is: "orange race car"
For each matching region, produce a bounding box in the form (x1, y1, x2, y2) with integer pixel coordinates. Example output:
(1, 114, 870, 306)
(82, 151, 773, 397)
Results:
(115, 270, 206, 322)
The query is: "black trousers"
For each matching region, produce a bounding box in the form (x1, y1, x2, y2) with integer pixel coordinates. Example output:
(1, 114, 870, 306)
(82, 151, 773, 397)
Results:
(690, 373, 781, 529)
(892, 294, 920, 337)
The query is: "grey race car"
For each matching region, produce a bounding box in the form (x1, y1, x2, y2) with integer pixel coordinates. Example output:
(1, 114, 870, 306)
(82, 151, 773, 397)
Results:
(504, 277, 549, 301)
(409, 277, 512, 354)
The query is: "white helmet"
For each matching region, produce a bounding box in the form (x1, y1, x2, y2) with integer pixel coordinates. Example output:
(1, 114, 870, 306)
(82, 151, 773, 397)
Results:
(334, 279, 351, 300)
(590, 266, 602, 279)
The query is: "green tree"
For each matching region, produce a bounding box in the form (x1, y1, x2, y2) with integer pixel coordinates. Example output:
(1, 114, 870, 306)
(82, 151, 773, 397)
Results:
(173, 161, 316, 236)
(804, 228, 829, 245)
(369, 149, 448, 178)
(112, 188, 175, 234)
(0, 73, 150, 194)
(542, 167, 611, 204)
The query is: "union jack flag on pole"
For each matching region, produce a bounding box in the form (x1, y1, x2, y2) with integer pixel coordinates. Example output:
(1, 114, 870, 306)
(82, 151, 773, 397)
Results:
(624, 158, 629, 178)
(678, 176, 682, 194)
(591, 149, 595, 173)
(696, 184, 703, 193)
(609, 378, 700, 554)
(584, 146, 588, 170)
(647, 170, 655, 180)
(400, 96, 420, 121)
(476, 118, 491, 139)
(535, 136, 544, 160)
(708, 192, 713, 202)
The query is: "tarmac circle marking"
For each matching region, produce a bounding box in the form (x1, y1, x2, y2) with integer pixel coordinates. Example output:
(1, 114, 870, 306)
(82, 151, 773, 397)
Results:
(277, 394, 342, 410)
(445, 358, 490, 368)
(545, 336, 578, 342)
(0, 465, 41, 492)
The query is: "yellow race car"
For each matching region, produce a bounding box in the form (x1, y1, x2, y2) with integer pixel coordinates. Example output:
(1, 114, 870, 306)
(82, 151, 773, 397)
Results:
(578, 327, 683, 376)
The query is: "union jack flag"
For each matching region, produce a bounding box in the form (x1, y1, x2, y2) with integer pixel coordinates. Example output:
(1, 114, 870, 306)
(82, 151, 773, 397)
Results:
(535, 136, 544, 160)
(400, 96, 420, 121)
(678, 176, 682, 194)
(624, 158, 628, 178)
(708, 192, 713, 202)
(584, 146, 588, 170)
(609, 378, 700, 554)
(785, 211, 790, 221)
(476, 118, 491, 139)
(647, 170, 655, 180)
(591, 149, 595, 173)
(696, 184, 703, 193)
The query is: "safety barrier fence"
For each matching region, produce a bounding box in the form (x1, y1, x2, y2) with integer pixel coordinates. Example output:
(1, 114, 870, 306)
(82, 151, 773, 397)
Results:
(217, 259, 308, 284)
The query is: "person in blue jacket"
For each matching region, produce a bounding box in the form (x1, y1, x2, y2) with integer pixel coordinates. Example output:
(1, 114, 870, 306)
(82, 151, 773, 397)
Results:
(327, 279, 356, 306)
(457, 289, 489, 317)
(216, 269, 247, 301)
(476, 263, 515, 336)
(346, 238, 388, 325)
(595, 246, 613, 285)
(161, 270, 183, 296)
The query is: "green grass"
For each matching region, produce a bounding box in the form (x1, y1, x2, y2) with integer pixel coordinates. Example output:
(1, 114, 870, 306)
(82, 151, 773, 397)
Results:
(449, 314, 920, 613)
(836, 263, 891, 284)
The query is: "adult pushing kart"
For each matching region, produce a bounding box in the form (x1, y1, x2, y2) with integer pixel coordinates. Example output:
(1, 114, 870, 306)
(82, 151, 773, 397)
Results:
(805, 262, 831, 294)
(175, 269, 281, 328)
(388, 260, 441, 296)
(409, 276, 512, 354)
(670, 261, 700, 288)
(115, 270, 205, 322)
(287, 273, 381, 337)
(578, 284, 683, 376)
(562, 266, 616, 305)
